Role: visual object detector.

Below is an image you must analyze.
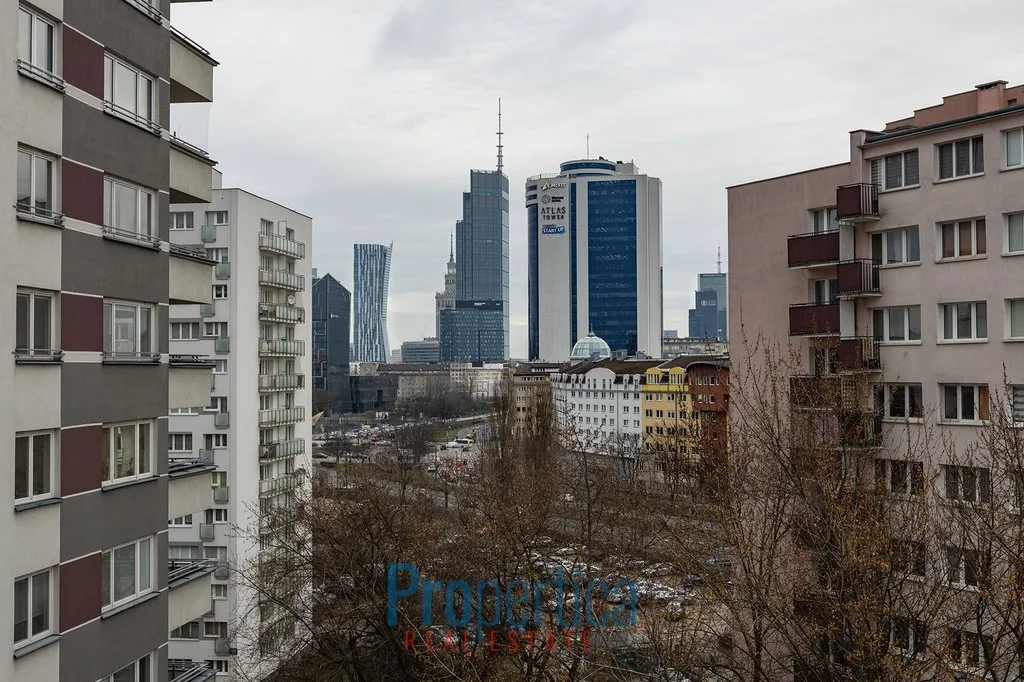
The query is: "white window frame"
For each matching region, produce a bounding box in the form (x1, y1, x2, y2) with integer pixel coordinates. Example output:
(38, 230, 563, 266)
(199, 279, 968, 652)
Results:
(170, 321, 201, 341)
(171, 621, 202, 639)
(103, 177, 154, 238)
(170, 407, 202, 416)
(103, 300, 155, 358)
(204, 321, 228, 338)
(169, 515, 193, 527)
(872, 305, 921, 344)
(212, 584, 228, 600)
(871, 149, 920, 191)
(212, 285, 228, 300)
(207, 508, 228, 524)
(940, 384, 989, 424)
(1011, 385, 1024, 427)
(101, 536, 154, 611)
(939, 302, 988, 342)
(170, 212, 195, 230)
(212, 359, 228, 374)
(204, 620, 228, 638)
(875, 383, 924, 421)
(207, 211, 229, 226)
(103, 53, 156, 127)
(1005, 127, 1023, 169)
(1007, 213, 1024, 255)
(14, 431, 55, 505)
(809, 207, 838, 234)
(16, 147, 57, 220)
(875, 458, 924, 496)
(938, 218, 986, 260)
(211, 471, 227, 488)
(101, 421, 154, 484)
(937, 136, 984, 180)
(17, 7, 57, 77)
(946, 546, 983, 588)
(206, 247, 229, 263)
(871, 226, 920, 265)
(13, 568, 52, 647)
(1007, 299, 1024, 340)
(942, 464, 992, 504)
(168, 433, 193, 453)
(15, 289, 55, 356)
(889, 617, 926, 657)
(206, 659, 229, 673)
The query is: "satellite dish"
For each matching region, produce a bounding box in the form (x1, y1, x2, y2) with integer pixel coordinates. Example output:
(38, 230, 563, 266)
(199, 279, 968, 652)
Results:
(287, 294, 296, 305)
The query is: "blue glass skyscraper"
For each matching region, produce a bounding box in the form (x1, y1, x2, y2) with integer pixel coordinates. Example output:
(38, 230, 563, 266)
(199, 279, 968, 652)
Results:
(352, 242, 392, 363)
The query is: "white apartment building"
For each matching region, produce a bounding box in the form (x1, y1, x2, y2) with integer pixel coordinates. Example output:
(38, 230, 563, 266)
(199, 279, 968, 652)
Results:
(166, 178, 313, 680)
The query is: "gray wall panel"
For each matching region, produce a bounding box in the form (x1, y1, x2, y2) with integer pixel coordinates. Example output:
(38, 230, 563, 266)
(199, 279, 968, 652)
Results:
(62, 363, 169, 426)
(62, 231, 169, 303)
(64, 0, 169, 80)
(60, 478, 168, 562)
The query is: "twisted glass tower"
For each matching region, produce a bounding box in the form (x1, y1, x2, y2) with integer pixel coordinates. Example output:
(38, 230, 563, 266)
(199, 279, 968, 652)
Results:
(352, 242, 392, 362)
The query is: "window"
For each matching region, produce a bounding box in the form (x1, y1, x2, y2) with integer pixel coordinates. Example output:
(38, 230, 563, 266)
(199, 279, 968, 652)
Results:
(810, 207, 837, 233)
(1011, 386, 1024, 426)
(103, 301, 154, 358)
(871, 227, 920, 265)
(204, 620, 228, 638)
(260, 218, 273, 234)
(948, 628, 990, 667)
(943, 465, 992, 503)
(1005, 127, 1023, 168)
(170, 322, 201, 341)
(212, 359, 228, 374)
(212, 584, 227, 600)
(103, 54, 155, 124)
(101, 421, 153, 484)
(211, 472, 227, 488)
(939, 218, 986, 259)
(170, 407, 201, 416)
(17, 8, 56, 75)
(872, 306, 921, 343)
(812, 278, 837, 304)
(168, 433, 193, 453)
(212, 285, 228, 300)
(171, 621, 202, 639)
(890, 617, 927, 656)
(103, 652, 153, 682)
(937, 137, 984, 179)
(1007, 213, 1024, 254)
(14, 432, 54, 504)
(874, 383, 924, 420)
(13, 568, 52, 646)
(206, 660, 229, 673)
(204, 322, 228, 338)
(169, 515, 193, 527)
(169, 545, 201, 560)
(941, 384, 990, 423)
(940, 302, 987, 341)
(889, 540, 926, 578)
(206, 508, 228, 524)
(206, 247, 229, 263)
(171, 212, 194, 230)
(871, 149, 920, 190)
(875, 459, 924, 496)
(946, 546, 984, 587)
(207, 211, 228, 226)
(101, 537, 153, 609)
(208, 397, 228, 413)
(16, 147, 56, 219)
(103, 177, 153, 238)
(15, 290, 54, 356)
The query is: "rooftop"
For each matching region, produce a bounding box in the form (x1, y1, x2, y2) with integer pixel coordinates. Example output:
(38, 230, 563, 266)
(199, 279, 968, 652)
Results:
(562, 358, 665, 376)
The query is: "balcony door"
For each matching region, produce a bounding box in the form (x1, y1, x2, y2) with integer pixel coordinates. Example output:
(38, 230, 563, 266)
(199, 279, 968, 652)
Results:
(811, 278, 838, 305)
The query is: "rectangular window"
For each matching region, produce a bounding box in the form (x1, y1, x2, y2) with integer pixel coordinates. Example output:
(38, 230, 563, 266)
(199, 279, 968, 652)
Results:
(103, 301, 154, 357)
(1005, 127, 1023, 168)
(13, 568, 52, 646)
(1011, 386, 1024, 426)
(890, 539, 926, 578)
(15, 290, 54, 356)
(874, 383, 924, 420)
(17, 7, 56, 74)
(206, 247, 229, 263)
(870, 226, 920, 265)
(874, 458, 924, 496)
(940, 302, 987, 341)
(943, 465, 992, 503)
(1007, 213, 1024, 254)
(871, 149, 920, 190)
(938, 218, 986, 259)
(810, 207, 838, 233)
(103, 54, 155, 124)
(207, 211, 228, 226)
(170, 212, 194, 230)
(14, 431, 54, 504)
(16, 147, 56, 218)
(212, 584, 227, 600)
(208, 397, 228, 413)
(207, 660, 229, 673)
(170, 321, 201, 341)
(872, 306, 921, 343)
(212, 359, 228, 374)
(204, 322, 228, 338)
(212, 285, 228, 300)
(169, 545, 201, 560)
(948, 629, 990, 667)
(171, 621, 201, 639)
(170, 407, 202, 416)
(811, 278, 838, 304)
(103, 177, 153, 236)
(1006, 299, 1024, 339)
(101, 421, 153, 484)
(101, 537, 153, 609)
(937, 136, 984, 180)
(169, 515, 193, 526)
(946, 546, 984, 587)
(204, 621, 228, 638)
(206, 508, 228, 524)
(890, 617, 927, 656)
(941, 384, 990, 423)
(168, 433, 193, 453)
(211, 472, 227, 487)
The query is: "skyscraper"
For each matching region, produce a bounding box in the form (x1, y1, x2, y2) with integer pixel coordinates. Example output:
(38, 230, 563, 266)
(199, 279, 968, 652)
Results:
(353, 243, 392, 363)
(687, 271, 728, 341)
(434, 234, 456, 337)
(526, 158, 663, 361)
(312, 272, 351, 412)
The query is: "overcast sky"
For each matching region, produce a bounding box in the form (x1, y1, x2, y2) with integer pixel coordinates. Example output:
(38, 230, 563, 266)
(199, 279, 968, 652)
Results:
(172, 0, 1019, 358)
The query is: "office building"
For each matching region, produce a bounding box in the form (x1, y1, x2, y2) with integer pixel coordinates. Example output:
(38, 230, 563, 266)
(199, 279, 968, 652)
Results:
(311, 272, 351, 413)
(352, 243, 392, 363)
(527, 158, 663, 362)
(728, 80, 1024, 677)
(663, 336, 729, 358)
(687, 272, 728, 341)
(434, 236, 456, 338)
(168, 186, 313, 680)
(3, 0, 222, 679)
(400, 338, 440, 364)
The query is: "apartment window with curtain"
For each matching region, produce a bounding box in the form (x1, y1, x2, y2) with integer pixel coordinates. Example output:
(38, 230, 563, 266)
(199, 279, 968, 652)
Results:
(871, 226, 920, 265)
(870, 149, 919, 190)
(937, 136, 984, 180)
(101, 421, 153, 484)
(874, 458, 924, 495)
(939, 302, 987, 341)
(940, 384, 989, 423)
(809, 207, 837, 233)
(103, 177, 153, 238)
(16, 147, 57, 221)
(103, 53, 155, 127)
(103, 300, 154, 358)
(1007, 213, 1024, 254)
(15, 289, 55, 358)
(101, 537, 153, 610)
(14, 431, 55, 505)
(938, 218, 986, 260)
(874, 383, 924, 420)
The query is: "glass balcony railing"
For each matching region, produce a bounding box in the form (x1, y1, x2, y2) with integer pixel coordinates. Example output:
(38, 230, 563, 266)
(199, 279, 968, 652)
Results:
(259, 473, 299, 498)
(258, 233, 305, 259)
(258, 339, 305, 357)
(258, 407, 305, 428)
(259, 438, 305, 460)
(258, 268, 304, 291)
(258, 373, 305, 392)
(258, 304, 304, 324)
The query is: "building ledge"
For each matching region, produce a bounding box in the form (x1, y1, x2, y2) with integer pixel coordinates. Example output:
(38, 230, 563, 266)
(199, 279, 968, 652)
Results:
(101, 475, 158, 493)
(101, 592, 159, 620)
(14, 497, 61, 513)
(13, 634, 60, 659)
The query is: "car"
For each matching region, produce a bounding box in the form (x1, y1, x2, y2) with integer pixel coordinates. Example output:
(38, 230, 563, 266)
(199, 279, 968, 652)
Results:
(312, 452, 329, 460)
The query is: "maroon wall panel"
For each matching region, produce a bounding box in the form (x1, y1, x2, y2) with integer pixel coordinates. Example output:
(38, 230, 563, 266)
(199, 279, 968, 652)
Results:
(61, 293, 102, 352)
(60, 425, 102, 497)
(59, 553, 100, 631)
(62, 27, 104, 99)
(62, 160, 104, 225)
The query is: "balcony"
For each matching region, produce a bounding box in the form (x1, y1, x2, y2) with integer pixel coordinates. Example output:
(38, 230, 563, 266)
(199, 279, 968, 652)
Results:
(169, 355, 214, 409)
(259, 339, 305, 357)
(214, 337, 230, 354)
(790, 376, 840, 409)
(200, 303, 215, 317)
(835, 183, 880, 222)
(259, 303, 304, 324)
(169, 660, 216, 682)
(170, 25, 217, 104)
(835, 337, 881, 373)
(199, 523, 215, 541)
(836, 259, 881, 298)
(789, 302, 840, 337)
(170, 137, 216, 204)
(259, 473, 299, 498)
(168, 559, 215, 633)
(214, 563, 230, 580)
(215, 262, 230, 279)
(258, 268, 305, 291)
(168, 460, 216, 520)
(259, 373, 305, 392)
(258, 407, 305, 428)
(787, 231, 839, 268)
(259, 232, 305, 259)
(169, 246, 215, 304)
(213, 486, 229, 504)
(214, 412, 230, 428)
(214, 637, 231, 654)
(201, 225, 217, 243)
(260, 438, 305, 461)
(836, 412, 883, 449)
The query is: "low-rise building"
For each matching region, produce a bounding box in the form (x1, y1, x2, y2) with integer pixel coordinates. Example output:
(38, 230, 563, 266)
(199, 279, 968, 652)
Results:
(662, 336, 729, 358)
(401, 338, 441, 363)
(509, 362, 563, 435)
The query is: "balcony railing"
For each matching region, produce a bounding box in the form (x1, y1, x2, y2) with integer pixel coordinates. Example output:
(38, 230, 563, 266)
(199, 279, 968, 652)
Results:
(260, 438, 305, 460)
(258, 233, 305, 259)
(14, 348, 63, 364)
(168, 559, 214, 585)
(787, 231, 839, 268)
(199, 523, 215, 541)
(789, 302, 840, 336)
(214, 412, 230, 428)
(214, 262, 230, 279)
(835, 337, 881, 372)
(258, 373, 305, 392)
(259, 339, 305, 357)
(258, 268, 305, 291)
(835, 183, 880, 221)
(213, 486, 229, 504)
(259, 473, 299, 498)
(200, 303, 215, 317)
(258, 407, 305, 428)
(837, 412, 883, 449)
(201, 225, 217, 242)
(837, 259, 881, 297)
(259, 304, 304, 324)
(214, 337, 230, 353)
(790, 376, 841, 409)
(169, 659, 216, 682)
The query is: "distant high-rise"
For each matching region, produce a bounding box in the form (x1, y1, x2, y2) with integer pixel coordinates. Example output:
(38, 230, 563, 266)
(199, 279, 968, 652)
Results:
(434, 234, 457, 337)
(312, 272, 351, 411)
(353, 243, 392, 362)
(526, 158, 663, 361)
(687, 271, 728, 340)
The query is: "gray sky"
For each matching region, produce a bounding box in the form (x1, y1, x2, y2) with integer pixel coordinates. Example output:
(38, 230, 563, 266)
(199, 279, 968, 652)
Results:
(172, 0, 1019, 358)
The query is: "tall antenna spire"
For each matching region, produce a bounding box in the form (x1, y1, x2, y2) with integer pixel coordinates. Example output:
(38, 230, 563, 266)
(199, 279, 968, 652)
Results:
(449, 231, 454, 261)
(586, 133, 590, 158)
(717, 242, 722, 274)
(496, 98, 504, 173)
